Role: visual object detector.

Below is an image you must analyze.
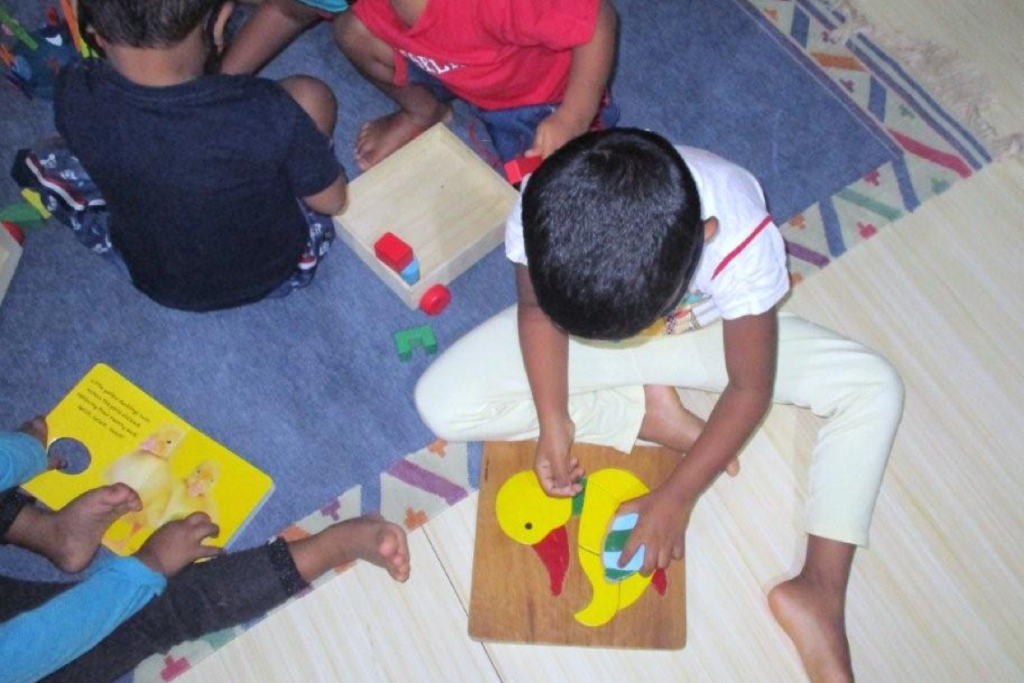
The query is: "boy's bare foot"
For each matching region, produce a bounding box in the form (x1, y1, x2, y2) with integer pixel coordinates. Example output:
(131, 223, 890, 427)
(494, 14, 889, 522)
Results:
(355, 105, 453, 171)
(293, 514, 411, 583)
(638, 385, 740, 475)
(769, 576, 854, 683)
(6, 484, 141, 573)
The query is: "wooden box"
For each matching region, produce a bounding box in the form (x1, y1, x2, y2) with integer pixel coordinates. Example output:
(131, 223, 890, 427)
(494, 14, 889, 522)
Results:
(0, 225, 22, 308)
(332, 124, 518, 309)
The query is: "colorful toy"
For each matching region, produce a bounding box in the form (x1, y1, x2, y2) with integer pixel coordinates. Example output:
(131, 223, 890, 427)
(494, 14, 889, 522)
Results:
(393, 324, 437, 362)
(20, 189, 51, 219)
(399, 255, 420, 285)
(1, 221, 25, 245)
(0, 201, 45, 224)
(601, 513, 645, 580)
(373, 232, 413, 272)
(2, 9, 80, 100)
(418, 283, 451, 316)
(493, 467, 666, 627)
(503, 155, 543, 185)
(0, 6, 38, 50)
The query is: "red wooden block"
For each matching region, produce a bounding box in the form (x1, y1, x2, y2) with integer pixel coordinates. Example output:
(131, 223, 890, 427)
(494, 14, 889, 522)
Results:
(419, 284, 451, 316)
(374, 232, 413, 272)
(1, 221, 24, 245)
(503, 155, 543, 185)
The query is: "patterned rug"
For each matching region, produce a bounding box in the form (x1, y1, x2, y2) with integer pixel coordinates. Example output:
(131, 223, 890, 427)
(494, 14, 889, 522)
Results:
(128, 0, 999, 680)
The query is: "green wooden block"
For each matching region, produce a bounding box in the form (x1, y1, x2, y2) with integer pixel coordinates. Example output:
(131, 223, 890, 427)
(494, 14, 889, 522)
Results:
(0, 202, 46, 224)
(393, 324, 437, 362)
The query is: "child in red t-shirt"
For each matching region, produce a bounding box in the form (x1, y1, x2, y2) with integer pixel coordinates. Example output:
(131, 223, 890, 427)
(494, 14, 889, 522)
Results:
(334, 0, 619, 169)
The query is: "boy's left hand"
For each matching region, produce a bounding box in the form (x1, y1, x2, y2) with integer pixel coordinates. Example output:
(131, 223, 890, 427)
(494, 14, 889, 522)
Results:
(616, 487, 694, 575)
(527, 110, 590, 160)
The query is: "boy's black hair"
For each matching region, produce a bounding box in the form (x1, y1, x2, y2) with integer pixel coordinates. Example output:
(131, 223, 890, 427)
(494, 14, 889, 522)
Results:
(80, 0, 222, 48)
(522, 128, 704, 340)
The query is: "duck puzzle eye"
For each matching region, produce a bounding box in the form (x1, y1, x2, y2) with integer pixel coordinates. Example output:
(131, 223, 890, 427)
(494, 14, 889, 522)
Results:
(525, 522, 533, 530)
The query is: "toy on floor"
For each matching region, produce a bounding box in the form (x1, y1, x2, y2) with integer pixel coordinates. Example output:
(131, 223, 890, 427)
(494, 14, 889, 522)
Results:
(333, 125, 517, 310)
(469, 441, 685, 649)
(418, 283, 450, 316)
(495, 468, 666, 627)
(503, 155, 543, 185)
(374, 231, 413, 272)
(2, 221, 24, 245)
(393, 324, 438, 362)
(1, 5, 82, 100)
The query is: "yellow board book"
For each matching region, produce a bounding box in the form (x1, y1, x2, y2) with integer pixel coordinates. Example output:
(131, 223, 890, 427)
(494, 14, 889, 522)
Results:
(23, 363, 274, 555)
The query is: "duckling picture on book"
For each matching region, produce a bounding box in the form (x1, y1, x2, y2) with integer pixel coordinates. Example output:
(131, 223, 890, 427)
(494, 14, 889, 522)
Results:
(23, 363, 273, 555)
(469, 441, 686, 649)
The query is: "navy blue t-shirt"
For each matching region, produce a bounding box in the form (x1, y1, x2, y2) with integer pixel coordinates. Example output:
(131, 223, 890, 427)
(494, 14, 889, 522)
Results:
(55, 61, 342, 311)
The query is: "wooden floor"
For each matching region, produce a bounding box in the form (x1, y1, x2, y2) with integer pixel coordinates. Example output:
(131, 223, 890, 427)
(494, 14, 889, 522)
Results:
(179, 0, 1024, 680)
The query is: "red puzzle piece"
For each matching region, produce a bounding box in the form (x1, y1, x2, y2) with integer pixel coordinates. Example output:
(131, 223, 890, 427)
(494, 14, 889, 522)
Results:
(160, 655, 191, 681)
(418, 284, 451, 316)
(651, 567, 667, 595)
(374, 232, 413, 272)
(2, 221, 24, 245)
(503, 155, 543, 185)
(532, 525, 570, 596)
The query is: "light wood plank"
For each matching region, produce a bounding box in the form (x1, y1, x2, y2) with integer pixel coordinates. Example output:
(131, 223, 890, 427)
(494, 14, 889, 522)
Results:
(175, 530, 501, 683)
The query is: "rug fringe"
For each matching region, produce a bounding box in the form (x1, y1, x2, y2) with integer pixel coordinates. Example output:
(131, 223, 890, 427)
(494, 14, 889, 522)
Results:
(825, 0, 1024, 163)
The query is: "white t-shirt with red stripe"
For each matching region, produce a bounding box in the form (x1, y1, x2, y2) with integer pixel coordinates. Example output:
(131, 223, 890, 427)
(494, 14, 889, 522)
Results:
(504, 145, 790, 336)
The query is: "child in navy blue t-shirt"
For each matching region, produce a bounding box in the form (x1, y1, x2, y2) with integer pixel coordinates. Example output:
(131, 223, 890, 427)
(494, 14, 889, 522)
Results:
(24, 0, 348, 311)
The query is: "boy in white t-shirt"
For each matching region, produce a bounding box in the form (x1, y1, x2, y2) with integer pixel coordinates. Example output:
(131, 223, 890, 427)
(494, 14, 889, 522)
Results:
(415, 129, 903, 683)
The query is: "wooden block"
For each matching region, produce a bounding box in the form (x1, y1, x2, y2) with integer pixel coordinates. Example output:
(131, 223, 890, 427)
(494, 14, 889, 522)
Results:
(333, 124, 518, 309)
(373, 232, 413, 272)
(469, 441, 686, 649)
(0, 222, 22, 308)
(503, 155, 543, 185)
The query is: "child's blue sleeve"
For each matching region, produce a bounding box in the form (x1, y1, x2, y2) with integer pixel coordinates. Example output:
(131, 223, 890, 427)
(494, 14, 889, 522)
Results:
(293, 0, 349, 13)
(0, 556, 167, 683)
(0, 430, 47, 490)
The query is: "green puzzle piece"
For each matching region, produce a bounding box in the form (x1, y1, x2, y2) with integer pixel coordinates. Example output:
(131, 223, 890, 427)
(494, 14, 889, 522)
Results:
(393, 324, 437, 362)
(0, 202, 46, 224)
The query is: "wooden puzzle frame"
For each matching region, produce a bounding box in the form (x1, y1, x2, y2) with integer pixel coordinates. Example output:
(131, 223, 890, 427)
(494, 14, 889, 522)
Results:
(469, 441, 687, 649)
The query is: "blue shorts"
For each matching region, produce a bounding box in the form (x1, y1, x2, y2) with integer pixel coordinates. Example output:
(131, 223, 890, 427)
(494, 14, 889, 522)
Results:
(405, 60, 621, 163)
(15, 138, 335, 300)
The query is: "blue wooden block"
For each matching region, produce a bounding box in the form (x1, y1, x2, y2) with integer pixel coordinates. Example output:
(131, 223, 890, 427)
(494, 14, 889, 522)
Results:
(602, 512, 644, 580)
(399, 256, 420, 285)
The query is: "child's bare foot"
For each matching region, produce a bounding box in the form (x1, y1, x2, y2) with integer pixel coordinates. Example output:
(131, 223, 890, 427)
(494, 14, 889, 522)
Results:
(7, 484, 141, 573)
(355, 105, 453, 171)
(638, 385, 740, 475)
(292, 514, 411, 583)
(769, 576, 854, 683)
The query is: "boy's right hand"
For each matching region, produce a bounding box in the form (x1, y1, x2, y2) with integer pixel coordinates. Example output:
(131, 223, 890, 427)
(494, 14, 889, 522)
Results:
(535, 417, 584, 497)
(135, 513, 222, 577)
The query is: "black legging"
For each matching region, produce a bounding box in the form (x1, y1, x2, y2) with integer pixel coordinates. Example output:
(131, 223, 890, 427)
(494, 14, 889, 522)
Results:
(1, 489, 307, 683)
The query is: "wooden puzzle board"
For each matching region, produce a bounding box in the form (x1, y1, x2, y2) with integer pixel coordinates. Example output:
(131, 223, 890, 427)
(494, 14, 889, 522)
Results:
(469, 441, 686, 649)
(333, 124, 518, 309)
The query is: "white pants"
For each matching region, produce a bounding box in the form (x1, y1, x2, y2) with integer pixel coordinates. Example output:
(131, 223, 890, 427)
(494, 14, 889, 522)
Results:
(415, 307, 904, 547)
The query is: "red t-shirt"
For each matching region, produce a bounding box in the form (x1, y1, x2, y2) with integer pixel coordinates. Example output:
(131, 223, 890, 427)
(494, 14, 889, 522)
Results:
(352, 0, 599, 110)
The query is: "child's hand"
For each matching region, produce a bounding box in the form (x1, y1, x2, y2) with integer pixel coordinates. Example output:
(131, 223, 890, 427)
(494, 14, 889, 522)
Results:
(616, 488, 694, 575)
(534, 417, 584, 497)
(527, 110, 590, 160)
(135, 513, 222, 577)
